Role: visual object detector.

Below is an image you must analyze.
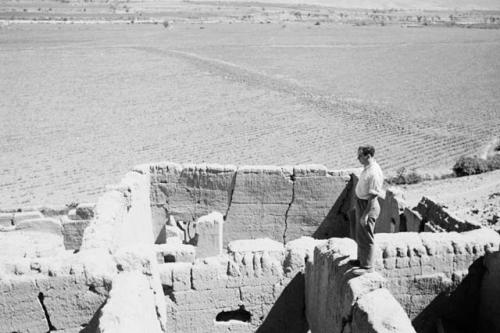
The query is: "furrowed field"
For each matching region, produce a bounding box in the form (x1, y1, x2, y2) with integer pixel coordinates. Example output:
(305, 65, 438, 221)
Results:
(1, 21, 499, 206)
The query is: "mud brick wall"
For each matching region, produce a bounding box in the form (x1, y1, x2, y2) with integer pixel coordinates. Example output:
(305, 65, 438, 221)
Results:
(159, 237, 323, 333)
(61, 217, 90, 251)
(479, 251, 500, 333)
(305, 230, 500, 333)
(149, 162, 355, 246)
(98, 272, 164, 333)
(96, 246, 167, 333)
(374, 229, 500, 333)
(305, 237, 415, 333)
(0, 250, 113, 333)
(81, 168, 153, 251)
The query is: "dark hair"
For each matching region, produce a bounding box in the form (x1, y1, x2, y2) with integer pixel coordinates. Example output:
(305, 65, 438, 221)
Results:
(358, 145, 375, 157)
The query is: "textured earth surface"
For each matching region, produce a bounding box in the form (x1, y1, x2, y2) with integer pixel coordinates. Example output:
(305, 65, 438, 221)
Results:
(396, 169, 500, 230)
(1, 20, 499, 206)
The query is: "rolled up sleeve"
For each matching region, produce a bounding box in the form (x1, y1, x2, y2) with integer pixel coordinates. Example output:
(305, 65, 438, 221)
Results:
(367, 174, 383, 198)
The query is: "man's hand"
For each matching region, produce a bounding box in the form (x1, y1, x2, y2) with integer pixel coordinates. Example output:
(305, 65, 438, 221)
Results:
(360, 213, 368, 227)
(361, 194, 377, 227)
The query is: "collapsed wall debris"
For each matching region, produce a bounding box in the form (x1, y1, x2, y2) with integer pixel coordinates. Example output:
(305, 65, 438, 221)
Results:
(1, 161, 499, 333)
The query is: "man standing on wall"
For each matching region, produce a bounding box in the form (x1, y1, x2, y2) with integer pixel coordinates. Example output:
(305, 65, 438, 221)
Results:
(353, 145, 384, 274)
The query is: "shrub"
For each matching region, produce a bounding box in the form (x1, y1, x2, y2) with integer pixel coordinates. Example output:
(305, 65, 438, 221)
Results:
(66, 201, 79, 209)
(388, 167, 423, 185)
(452, 156, 489, 177)
(487, 154, 500, 171)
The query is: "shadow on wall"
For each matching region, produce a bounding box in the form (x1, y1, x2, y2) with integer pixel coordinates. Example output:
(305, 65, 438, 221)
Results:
(79, 302, 106, 333)
(312, 175, 356, 240)
(412, 258, 484, 333)
(258, 175, 357, 332)
(257, 273, 309, 333)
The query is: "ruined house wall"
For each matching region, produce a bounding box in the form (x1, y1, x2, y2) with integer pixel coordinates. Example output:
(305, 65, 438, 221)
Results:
(413, 196, 481, 232)
(78, 166, 167, 332)
(0, 250, 114, 333)
(81, 167, 153, 251)
(479, 250, 500, 333)
(98, 272, 164, 333)
(305, 238, 416, 333)
(0, 204, 113, 333)
(373, 229, 500, 326)
(305, 230, 500, 333)
(160, 237, 324, 333)
(97, 247, 167, 333)
(1, 166, 166, 333)
(149, 162, 356, 245)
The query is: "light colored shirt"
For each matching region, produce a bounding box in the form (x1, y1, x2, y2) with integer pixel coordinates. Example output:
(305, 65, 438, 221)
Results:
(355, 159, 384, 200)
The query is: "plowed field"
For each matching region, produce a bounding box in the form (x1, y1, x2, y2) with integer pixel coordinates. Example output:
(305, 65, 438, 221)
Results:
(1, 22, 499, 206)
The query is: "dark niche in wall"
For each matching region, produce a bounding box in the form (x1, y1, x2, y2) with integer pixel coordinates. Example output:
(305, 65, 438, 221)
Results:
(216, 306, 252, 323)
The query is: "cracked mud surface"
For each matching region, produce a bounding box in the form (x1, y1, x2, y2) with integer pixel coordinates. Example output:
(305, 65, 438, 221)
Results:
(1, 22, 499, 206)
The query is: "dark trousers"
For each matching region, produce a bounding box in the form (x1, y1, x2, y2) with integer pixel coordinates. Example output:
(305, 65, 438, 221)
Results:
(355, 198, 380, 269)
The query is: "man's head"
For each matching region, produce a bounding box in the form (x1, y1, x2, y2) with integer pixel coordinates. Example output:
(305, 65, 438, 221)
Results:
(357, 145, 375, 166)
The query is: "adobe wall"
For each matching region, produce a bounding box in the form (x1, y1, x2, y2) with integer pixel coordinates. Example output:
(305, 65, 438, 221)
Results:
(4, 161, 500, 333)
(148, 162, 356, 246)
(98, 272, 164, 333)
(0, 250, 113, 333)
(374, 229, 499, 332)
(479, 251, 500, 333)
(0, 165, 165, 333)
(305, 230, 500, 333)
(305, 238, 416, 333)
(160, 236, 324, 333)
(81, 167, 153, 251)
(80, 165, 167, 332)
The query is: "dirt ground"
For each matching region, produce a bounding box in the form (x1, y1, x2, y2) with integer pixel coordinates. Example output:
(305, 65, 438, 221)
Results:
(1, 6, 499, 206)
(395, 169, 500, 230)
